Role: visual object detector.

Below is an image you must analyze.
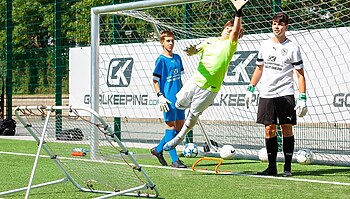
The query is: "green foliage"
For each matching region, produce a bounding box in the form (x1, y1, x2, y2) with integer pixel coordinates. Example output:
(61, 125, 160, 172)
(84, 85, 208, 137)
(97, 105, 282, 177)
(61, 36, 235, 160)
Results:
(0, 0, 349, 95)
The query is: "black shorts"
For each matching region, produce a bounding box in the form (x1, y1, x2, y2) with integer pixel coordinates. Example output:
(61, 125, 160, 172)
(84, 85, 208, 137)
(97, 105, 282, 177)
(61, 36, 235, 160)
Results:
(257, 95, 297, 125)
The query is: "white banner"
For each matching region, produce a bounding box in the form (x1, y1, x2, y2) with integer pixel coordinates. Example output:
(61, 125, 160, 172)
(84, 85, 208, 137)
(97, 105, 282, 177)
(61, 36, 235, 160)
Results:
(69, 27, 350, 123)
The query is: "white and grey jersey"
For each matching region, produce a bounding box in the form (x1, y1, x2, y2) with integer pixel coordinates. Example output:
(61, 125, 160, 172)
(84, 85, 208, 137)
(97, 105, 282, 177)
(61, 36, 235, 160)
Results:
(256, 38, 303, 98)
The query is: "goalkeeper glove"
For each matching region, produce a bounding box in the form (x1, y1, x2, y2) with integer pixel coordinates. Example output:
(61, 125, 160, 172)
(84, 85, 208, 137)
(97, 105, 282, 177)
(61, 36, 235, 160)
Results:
(244, 84, 255, 109)
(183, 44, 201, 56)
(230, 0, 248, 17)
(158, 93, 171, 112)
(294, 93, 308, 117)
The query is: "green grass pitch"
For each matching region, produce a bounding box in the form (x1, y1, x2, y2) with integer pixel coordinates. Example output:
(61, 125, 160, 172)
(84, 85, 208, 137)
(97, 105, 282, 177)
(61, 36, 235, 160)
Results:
(0, 138, 350, 199)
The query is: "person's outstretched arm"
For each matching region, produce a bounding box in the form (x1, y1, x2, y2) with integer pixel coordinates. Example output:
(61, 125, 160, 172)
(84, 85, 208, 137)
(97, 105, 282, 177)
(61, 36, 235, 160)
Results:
(230, 1, 246, 42)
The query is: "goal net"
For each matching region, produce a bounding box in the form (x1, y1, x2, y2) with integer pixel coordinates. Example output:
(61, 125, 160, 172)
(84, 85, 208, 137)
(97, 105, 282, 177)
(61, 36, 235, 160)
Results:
(69, 0, 350, 166)
(1, 106, 158, 198)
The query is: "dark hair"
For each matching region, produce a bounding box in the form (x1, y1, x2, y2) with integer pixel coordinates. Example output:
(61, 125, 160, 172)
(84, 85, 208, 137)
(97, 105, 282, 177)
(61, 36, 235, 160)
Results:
(160, 30, 175, 43)
(272, 12, 289, 25)
(224, 20, 234, 28)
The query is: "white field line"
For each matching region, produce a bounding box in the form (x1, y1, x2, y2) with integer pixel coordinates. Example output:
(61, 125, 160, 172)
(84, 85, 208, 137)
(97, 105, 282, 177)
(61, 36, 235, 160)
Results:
(1, 151, 350, 186)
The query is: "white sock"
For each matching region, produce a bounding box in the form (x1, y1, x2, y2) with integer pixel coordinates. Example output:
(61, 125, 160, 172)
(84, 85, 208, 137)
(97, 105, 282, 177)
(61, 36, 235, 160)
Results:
(163, 125, 191, 151)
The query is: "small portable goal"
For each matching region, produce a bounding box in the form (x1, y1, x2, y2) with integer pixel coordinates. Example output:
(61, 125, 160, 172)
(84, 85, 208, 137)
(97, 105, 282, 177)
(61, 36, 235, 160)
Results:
(0, 105, 159, 199)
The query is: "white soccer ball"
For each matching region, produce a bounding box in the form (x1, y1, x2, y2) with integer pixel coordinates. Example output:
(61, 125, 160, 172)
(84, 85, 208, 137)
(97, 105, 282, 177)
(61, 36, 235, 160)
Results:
(296, 149, 314, 165)
(182, 143, 198, 158)
(258, 147, 268, 162)
(220, 145, 236, 160)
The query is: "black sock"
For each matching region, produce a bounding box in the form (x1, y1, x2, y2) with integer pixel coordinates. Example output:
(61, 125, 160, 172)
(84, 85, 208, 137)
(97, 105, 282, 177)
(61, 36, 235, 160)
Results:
(266, 136, 278, 170)
(283, 136, 295, 171)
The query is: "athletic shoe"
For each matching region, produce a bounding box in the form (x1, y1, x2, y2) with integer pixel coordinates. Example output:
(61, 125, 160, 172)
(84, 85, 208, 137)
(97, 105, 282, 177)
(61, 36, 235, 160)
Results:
(171, 160, 187, 168)
(282, 171, 292, 177)
(163, 143, 172, 151)
(257, 167, 277, 176)
(150, 147, 168, 166)
(163, 139, 179, 151)
(163, 135, 185, 151)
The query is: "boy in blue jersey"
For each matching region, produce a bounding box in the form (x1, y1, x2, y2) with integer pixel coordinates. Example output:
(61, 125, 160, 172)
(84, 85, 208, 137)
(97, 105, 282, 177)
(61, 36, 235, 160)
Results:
(151, 30, 187, 168)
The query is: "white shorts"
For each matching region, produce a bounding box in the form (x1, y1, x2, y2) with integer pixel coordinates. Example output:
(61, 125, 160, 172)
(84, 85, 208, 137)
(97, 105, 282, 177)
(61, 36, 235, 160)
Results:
(176, 79, 217, 116)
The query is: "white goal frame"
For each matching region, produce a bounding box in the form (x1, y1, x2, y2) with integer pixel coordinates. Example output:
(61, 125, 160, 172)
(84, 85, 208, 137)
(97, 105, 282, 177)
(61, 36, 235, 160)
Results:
(87, 0, 350, 166)
(90, 0, 206, 115)
(90, 0, 223, 156)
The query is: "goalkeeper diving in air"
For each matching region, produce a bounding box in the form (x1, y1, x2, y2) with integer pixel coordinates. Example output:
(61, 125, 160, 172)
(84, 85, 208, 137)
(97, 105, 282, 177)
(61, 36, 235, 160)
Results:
(163, 0, 246, 151)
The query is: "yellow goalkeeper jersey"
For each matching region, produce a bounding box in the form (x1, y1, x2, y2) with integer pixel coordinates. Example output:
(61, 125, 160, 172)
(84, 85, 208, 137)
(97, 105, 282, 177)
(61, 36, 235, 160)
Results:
(193, 37, 238, 92)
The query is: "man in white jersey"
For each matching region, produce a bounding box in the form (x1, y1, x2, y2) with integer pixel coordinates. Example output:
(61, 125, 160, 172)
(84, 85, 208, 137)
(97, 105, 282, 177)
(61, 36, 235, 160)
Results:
(163, 2, 244, 151)
(245, 13, 307, 177)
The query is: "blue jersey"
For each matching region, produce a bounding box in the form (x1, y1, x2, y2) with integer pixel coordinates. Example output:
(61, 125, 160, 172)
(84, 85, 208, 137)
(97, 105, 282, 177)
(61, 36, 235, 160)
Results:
(153, 54, 184, 109)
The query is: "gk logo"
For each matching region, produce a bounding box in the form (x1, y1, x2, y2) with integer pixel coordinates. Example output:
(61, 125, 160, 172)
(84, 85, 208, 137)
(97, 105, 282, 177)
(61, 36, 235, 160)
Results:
(107, 58, 134, 87)
(223, 51, 258, 86)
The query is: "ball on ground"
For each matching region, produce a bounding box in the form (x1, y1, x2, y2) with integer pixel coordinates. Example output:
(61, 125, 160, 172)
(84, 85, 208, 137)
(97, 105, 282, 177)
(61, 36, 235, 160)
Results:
(182, 143, 198, 158)
(220, 145, 236, 160)
(296, 149, 314, 165)
(258, 147, 268, 162)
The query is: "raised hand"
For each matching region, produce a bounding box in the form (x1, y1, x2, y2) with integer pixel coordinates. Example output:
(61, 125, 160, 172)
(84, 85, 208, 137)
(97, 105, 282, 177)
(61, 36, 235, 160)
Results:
(183, 45, 201, 56)
(230, 0, 249, 11)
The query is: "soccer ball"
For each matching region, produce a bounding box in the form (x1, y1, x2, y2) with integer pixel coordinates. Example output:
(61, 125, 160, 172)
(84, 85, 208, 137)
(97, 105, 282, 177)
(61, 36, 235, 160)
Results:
(182, 143, 199, 158)
(296, 149, 314, 165)
(220, 145, 236, 160)
(258, 147, 268, 162)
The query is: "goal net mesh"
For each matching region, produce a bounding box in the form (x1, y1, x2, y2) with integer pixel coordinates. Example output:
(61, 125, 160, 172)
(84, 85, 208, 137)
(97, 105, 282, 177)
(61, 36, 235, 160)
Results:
(69, 0, 350, 166)
(15, 106, 158, 197)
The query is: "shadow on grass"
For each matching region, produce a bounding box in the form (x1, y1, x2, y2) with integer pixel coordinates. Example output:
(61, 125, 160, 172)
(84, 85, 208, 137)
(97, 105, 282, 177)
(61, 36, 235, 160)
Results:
(237, 167, 350, 179)
(190, 162, 350, 180)
(193, 161, 260, 167)
(291, 167, 350, 177)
